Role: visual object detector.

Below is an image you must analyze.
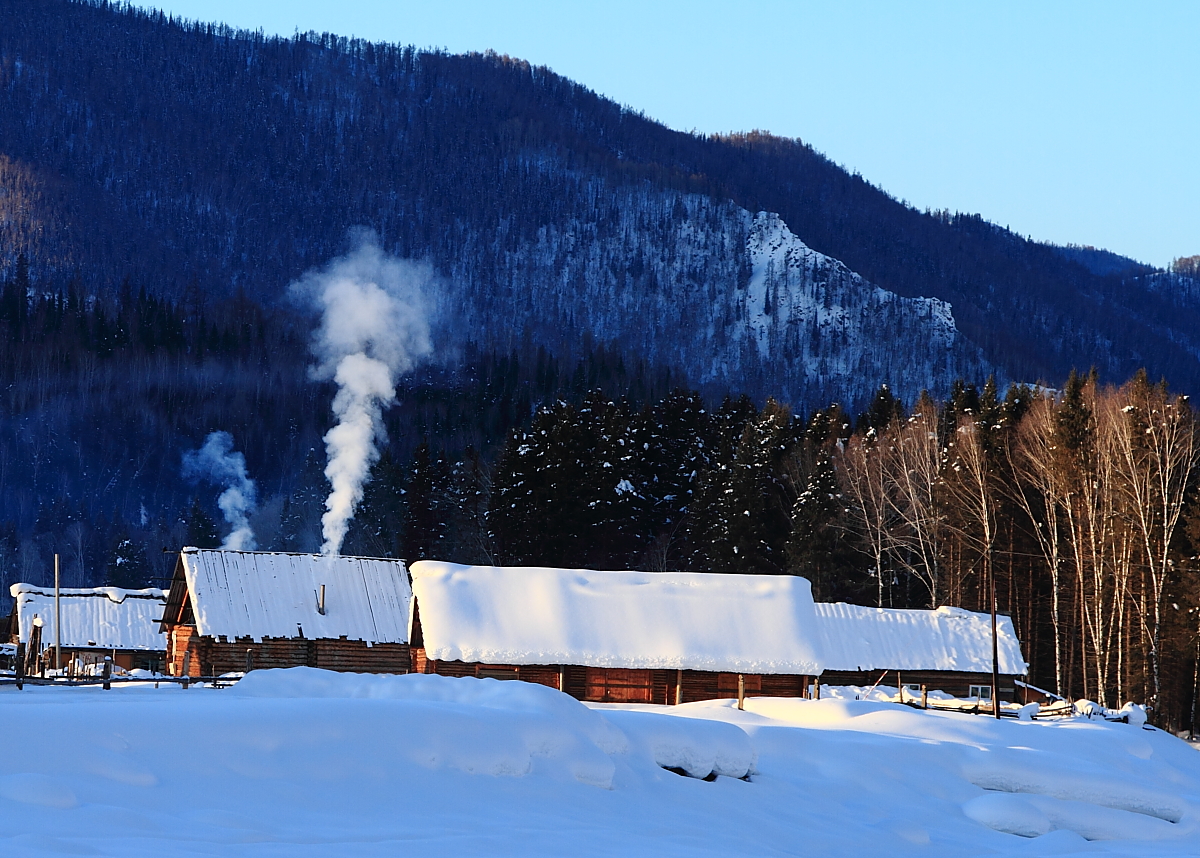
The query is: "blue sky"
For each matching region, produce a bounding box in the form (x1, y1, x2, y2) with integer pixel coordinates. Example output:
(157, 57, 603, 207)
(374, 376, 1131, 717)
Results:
(144, 1, 1198, 268)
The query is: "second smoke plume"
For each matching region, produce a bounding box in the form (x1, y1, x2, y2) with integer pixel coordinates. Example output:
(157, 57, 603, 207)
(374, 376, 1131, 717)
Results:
(182, 431, 258, 550)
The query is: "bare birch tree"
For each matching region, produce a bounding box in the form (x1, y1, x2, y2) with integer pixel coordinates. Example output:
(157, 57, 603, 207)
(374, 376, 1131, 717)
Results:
(885, 398, 947, 606)
(1109, 375, 1197, 707)
(836, 429, 896, 607)
(1007, 393, 1069, 696)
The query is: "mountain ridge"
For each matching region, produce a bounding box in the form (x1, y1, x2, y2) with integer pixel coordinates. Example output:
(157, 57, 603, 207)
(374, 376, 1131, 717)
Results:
(0, 0, 1198, 410)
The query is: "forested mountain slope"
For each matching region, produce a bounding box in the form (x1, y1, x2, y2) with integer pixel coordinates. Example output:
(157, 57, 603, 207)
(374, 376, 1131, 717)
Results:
(2, 0, 1195, 403)
(2, 0, 1200, 616)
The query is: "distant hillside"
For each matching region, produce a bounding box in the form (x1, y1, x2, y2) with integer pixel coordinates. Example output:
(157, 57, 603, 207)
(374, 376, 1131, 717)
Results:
(2, 0, 1198, 406)
(1050, 244, 1149, 277)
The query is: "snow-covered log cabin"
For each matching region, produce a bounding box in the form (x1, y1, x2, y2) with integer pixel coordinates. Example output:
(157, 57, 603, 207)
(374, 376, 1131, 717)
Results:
(7, 583, 167, 672)
(813, 602, 1028, 702)
(159, 548, 412, 676)
(407, 562, 824, 704)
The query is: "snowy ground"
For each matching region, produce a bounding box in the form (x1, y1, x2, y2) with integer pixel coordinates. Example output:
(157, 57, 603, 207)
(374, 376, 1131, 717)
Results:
(1, 669, 1197, 857)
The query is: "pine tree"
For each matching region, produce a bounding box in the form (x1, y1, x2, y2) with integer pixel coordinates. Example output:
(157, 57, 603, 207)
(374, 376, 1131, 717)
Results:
(106, 531, 149, 589)
(347, 449, 406, 558)
(575, 392, 642, 566)
(631, 389, 714, 569)
(855, 383, 903, 433)
(690, 399, 794, 575)
(445, 446, 493, 564)
(400, 443, 451, 561)
(185, 498, 219, 548)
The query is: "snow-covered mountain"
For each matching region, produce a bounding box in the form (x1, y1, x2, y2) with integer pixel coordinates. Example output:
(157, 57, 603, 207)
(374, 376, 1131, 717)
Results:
(2, 1, 1197, 413)
(442, 186, 987, 407)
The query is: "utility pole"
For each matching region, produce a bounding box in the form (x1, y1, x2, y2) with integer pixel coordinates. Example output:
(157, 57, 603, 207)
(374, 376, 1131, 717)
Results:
(54, 553, 62, 673)
(991, 558, 1000, 719)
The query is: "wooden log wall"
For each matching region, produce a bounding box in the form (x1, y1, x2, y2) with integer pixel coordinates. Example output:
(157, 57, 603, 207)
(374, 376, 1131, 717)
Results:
(414, 649, 812, 705)
(169, 628, 410, 676)
(818, 669, 1019, 700)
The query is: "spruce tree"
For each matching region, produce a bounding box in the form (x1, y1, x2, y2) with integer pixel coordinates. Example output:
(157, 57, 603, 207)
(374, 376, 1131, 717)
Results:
(185, 498, 219, 548)
(400, 443, 451, 562)
(106, 530, 149, 589)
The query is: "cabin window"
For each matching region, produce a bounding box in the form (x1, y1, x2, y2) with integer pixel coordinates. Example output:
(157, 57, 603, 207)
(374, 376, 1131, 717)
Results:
(904, 683, 922, 694)
(968, 684, 993, 701)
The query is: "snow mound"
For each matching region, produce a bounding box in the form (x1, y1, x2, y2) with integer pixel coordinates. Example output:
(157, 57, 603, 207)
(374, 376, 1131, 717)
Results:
(0, 773, 78, 809)
(963, 792, 1051, 838)
(2, 671, 1198, 855)
(600, 709, 755, 779)
(234, 668, 626, 785)
(964, 790, 1182, 842)
(962, 748, 1187, 823)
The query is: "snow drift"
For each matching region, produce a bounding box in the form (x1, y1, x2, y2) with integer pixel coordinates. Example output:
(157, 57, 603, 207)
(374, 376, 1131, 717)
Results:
(1, 668, 1198, 856)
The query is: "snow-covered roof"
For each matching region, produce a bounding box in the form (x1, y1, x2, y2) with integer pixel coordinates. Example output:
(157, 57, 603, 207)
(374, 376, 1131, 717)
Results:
(813, 602, 1027, 675)
(174, 548, 411, 643)
(9, 583, 167, 651)
(408, 562, 824, 674)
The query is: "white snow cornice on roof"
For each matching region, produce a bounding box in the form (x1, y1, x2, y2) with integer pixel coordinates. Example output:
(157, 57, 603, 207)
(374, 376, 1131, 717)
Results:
(813, 602, 1027, 675)
(409, 562, 824, 674)
(10, 584, 166, 650)
(180, 549, 411, 643)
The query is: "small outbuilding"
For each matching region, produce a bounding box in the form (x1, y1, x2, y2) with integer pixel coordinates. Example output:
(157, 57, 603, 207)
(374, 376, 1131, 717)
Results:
(813, 602, 1028, 702)
(159, 548, 412, 677)
(8, 583, 167, 673)
(407, 561, 824, 704)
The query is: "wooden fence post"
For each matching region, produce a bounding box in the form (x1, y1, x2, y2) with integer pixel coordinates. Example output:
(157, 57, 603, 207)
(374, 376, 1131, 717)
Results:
(921, 684, 928, 709)
(245, 649, 253, 673)
(102, 656, 112, 691)
(14, 642, 24, 691)
(737, 674, 745, 710)
(182, 651, 191, 690)
(675, 669, 683, 705)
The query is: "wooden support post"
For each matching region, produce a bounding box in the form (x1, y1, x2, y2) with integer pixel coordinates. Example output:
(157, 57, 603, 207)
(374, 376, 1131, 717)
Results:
(737, 674, 745, 710)
(675, 669, 683, 705)
(182, 651, 191, 690)
(921, 684, 928, 709)
(557, 666, 565, 693)
(28, 621, 42, 678)
(102, 656, 112, 691)
(897, 670, 903, 704)
(814, 678, 820, 700)
(245, 649, 253, 673)
(14, 642, 24, 690)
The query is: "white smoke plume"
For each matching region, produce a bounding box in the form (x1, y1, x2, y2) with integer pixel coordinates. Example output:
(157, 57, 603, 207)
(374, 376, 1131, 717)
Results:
(183, 431, 258, 550)
(291, 230, 433, 555)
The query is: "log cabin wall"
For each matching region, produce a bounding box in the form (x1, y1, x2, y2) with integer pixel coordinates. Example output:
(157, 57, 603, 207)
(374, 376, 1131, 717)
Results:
(167, 624, 195, 676)
(169, 629, 410, 676)
(819, 669, 1019, 701)
(412, 649, 812, 705)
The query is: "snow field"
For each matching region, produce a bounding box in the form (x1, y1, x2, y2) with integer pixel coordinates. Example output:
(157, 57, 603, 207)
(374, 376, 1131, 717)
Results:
(0, 668, 1198, 856)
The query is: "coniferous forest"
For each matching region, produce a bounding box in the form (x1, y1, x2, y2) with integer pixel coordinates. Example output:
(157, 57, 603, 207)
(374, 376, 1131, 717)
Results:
(3, 1, 1200, 730)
